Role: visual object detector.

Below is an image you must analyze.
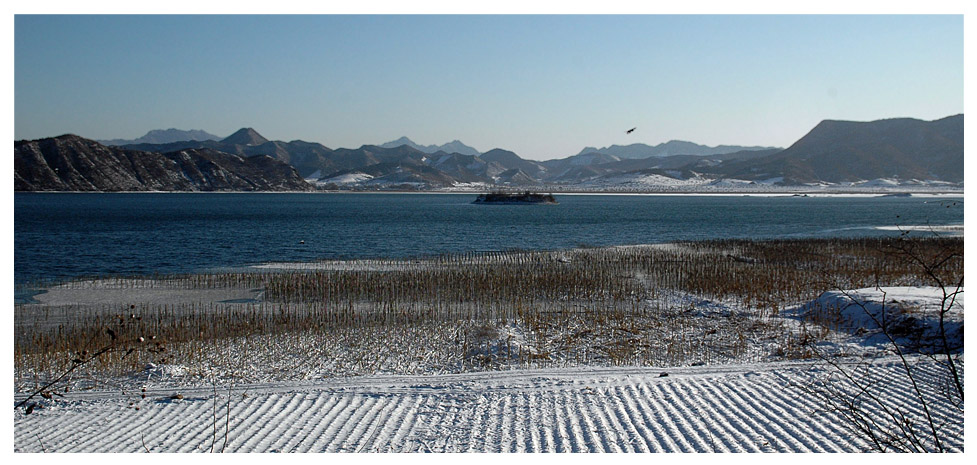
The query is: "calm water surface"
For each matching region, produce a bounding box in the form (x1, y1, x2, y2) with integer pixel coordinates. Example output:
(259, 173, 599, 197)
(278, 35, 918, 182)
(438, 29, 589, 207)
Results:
(14, 192, 963, 285)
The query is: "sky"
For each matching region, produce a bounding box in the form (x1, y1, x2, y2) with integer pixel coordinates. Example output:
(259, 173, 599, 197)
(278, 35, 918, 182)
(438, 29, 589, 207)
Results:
(13, 13, 964, 161)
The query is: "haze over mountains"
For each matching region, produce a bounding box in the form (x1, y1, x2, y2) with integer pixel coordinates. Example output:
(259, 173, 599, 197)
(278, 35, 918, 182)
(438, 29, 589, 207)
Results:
(97, 128, 221, 146)
(378, 137, 480, 156)
(15, 114, 963, 192)
(575, 140, 781, 159)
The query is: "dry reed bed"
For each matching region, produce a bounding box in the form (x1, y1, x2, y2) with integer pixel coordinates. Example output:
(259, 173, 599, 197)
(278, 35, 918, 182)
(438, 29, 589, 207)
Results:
(14, 237, 962, 388)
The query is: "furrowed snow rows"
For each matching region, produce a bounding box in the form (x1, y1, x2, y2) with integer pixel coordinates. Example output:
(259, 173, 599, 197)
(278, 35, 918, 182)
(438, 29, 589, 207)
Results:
(14, 359, 963, 452)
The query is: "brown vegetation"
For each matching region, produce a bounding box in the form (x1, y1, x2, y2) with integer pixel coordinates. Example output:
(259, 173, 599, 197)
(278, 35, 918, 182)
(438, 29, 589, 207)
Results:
(14, 237, 963, 388)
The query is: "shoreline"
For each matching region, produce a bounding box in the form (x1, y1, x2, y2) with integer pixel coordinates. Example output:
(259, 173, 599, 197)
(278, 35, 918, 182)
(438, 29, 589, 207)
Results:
(16, 236, 965, 303)
(14, 234, 965, 292)
(12, 188, 966, 196)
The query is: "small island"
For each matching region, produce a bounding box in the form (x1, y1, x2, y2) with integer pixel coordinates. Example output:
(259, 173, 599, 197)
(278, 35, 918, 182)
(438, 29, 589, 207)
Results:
(473, 191, 558, 205)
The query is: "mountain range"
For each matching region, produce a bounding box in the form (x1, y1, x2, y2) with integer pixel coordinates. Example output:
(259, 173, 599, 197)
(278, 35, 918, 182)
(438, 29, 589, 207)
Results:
(97, 128, 222, 146)
(378, 137, 481, 156)
(576, 140, 780, 159)
(14, 114, 963, 191)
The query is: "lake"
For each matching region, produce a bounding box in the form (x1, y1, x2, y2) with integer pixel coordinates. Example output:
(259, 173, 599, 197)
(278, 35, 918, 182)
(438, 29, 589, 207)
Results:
(14, 192, 963, 285)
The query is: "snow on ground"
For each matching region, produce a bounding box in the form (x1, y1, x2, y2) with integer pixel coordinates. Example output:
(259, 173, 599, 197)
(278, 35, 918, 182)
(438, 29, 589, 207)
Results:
(450, 182, 492, 190)
(12, 358, 962, 452)
(875, 224, 964, 236)
(13, 284, 964, 453)
(26, 279, 262, 306)
(789, 286, 964, 353)
(319, 172, 374, 184)
(429, 180, 963, 195)
(584, 172, 712, 190)
(253, 259, 424, 273)
(853, 178, 900, 187)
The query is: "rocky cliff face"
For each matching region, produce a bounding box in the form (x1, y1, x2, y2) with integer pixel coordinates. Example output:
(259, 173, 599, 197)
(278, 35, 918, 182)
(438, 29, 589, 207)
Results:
(15, 135, 314, 191)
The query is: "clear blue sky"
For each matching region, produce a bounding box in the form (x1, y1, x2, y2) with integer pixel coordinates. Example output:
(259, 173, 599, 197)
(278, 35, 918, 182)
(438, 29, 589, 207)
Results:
(14, 14, 963, 160)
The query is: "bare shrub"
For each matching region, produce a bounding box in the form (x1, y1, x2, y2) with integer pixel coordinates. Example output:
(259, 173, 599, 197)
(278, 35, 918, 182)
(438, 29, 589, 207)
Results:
(795, 233, 963, 452)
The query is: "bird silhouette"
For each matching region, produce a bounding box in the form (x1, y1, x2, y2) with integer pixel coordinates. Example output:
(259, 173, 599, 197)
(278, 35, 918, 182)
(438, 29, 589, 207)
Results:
(626, 127, 636, 134)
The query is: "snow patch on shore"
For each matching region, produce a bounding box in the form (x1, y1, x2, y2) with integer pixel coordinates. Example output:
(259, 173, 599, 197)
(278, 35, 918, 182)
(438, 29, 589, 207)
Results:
(789, 286, 964, 351)
(875, 224, 963, 235)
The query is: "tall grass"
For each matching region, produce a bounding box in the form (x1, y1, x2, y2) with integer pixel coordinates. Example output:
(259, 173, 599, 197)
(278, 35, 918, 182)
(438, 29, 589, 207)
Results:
(14, 237, 962, 388)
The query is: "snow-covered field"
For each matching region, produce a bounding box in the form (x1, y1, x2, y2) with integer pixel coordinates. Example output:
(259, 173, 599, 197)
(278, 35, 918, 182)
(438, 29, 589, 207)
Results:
(13, 283, 964, 453)
(12, 357, 962, 452)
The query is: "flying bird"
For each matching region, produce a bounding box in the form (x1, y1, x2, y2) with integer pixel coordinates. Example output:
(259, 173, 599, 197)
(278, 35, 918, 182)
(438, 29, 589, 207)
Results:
(626, 127, 636, 134)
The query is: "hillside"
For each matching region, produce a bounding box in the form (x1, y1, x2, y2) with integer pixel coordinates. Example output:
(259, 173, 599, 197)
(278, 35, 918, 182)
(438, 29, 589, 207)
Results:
(710, 115, 964, 184)
(122, 130, 335, 179)
(15, 135, 313, 192)
(479, 148, 548, 178)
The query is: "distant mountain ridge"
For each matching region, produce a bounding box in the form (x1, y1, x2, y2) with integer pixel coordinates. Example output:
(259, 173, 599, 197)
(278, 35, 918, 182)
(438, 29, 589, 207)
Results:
(379, 137, 481, 156)
(98, 128, 221, 146)
(577, 140, 781, 159)
(18, 114, 963, 191)
(222, 128, 270, 146)
(120, 131, 335, 180)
